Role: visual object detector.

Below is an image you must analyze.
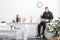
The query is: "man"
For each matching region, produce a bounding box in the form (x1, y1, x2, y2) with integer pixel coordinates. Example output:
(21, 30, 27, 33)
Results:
(36, 7, 53, 38)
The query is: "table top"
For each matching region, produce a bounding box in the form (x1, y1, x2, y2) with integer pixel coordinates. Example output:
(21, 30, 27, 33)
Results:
(0, 30, 17, 32)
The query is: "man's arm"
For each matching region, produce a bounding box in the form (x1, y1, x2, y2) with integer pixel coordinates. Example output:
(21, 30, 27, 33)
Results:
(41, 13, 44, 18)
(49, 12, 53, 22)
(49, 12, 53, 20)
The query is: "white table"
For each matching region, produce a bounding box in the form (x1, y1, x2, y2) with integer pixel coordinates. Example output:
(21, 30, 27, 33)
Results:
(7, 22, 39, 39)
(0, 22, 52, 40)
(0, 30, 17, 40)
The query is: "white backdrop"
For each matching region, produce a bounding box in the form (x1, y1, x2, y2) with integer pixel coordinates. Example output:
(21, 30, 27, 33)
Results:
(0, 0, 59, 22)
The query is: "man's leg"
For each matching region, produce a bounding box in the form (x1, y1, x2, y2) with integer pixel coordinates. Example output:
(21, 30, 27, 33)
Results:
(36, 22, 43, 37)
(42, 21, 47, 39)
(42, 21, 46, 35)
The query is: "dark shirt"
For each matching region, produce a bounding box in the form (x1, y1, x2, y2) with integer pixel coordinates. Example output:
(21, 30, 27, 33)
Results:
(41, 11, 53, 22)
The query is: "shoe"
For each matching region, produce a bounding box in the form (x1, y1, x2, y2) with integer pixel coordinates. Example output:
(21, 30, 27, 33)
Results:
(37, 36, 41, 38)
(41, 33, 44, 35)
(43, 36, 47, 40)
(35, 36, 41, 39)
(35, 34, 41, 39)
(35, 34, 41, 37)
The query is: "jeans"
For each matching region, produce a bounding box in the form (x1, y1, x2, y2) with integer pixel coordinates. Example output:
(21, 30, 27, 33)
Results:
(38, 21, 46, 36)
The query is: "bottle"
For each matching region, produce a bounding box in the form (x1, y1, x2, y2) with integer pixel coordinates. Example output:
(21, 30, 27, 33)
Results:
(16, 14, 19, 22)
(30, 16, 32, 22)
(22, 18, 26, 23)
(18, 17, 21, 22)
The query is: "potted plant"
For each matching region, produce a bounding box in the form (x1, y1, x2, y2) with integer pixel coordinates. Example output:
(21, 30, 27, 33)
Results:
(46, 22, 60, 37)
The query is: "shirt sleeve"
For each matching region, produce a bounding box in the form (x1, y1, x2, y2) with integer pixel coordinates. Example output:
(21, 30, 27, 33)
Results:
(48, 12, 53, 22)
(49, 12, 53, 20)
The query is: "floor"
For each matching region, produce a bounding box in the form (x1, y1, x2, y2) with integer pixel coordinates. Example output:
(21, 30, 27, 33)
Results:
(16, 38, 47, 40)
(18, 38, 47, 40)
(0, 38, 47, 40)
(28, 38, 47, 40)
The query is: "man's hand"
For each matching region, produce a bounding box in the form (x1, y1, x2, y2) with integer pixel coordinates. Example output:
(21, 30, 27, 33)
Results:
(40, 13, 43, 22)
(40, 13, 43, 17)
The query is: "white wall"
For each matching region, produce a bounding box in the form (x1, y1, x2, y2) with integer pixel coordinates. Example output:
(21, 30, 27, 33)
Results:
(52, 0, 59, 20)
(58, 0, 60, 17)
(0, 0, 59, 22)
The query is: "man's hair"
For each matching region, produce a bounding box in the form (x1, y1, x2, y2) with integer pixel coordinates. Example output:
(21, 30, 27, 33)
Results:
(45, 7, 48, 9)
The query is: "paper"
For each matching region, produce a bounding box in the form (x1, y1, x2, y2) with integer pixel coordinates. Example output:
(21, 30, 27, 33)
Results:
(41, 18, 49, 22)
